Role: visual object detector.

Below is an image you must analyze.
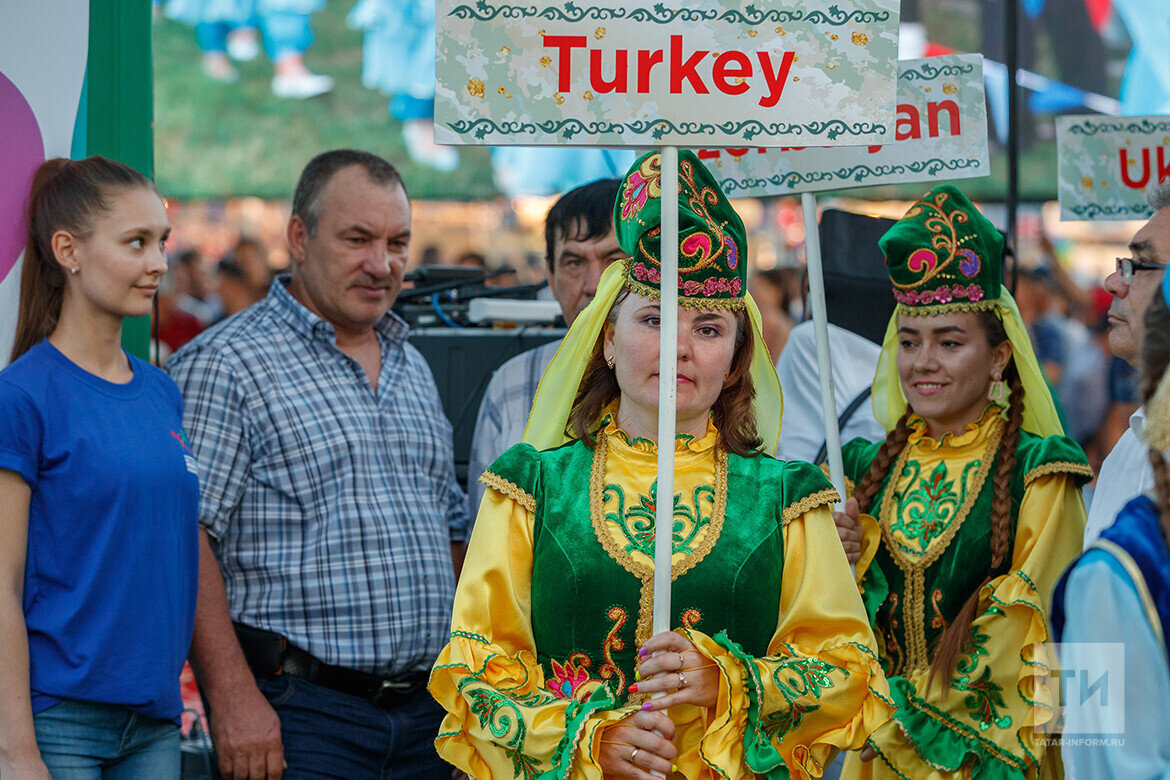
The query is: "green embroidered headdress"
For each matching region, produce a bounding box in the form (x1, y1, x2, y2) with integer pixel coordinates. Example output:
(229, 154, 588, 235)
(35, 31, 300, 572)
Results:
(879, 184, 1003, 316)
(519, 151, 783, 455)
(614, 150, 748, 310)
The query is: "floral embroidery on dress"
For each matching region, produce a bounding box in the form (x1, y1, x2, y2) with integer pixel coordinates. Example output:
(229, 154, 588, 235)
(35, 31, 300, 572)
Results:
(602, 480, 715, 559)
(954, 666, 1012, 732)
(680, 608, 702, 630)
(890, 460, 981, 553)
(930, 588, 949, 631)
(761, 656, 844, 740)
(547, 653, 594, 701)
(882, 592, 905, 676)
(599, 606, 629, 697)
(461, 683, 545, 778)
(951, 623, 1011, 731)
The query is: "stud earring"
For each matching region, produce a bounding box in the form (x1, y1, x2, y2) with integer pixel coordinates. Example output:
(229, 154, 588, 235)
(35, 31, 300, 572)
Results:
(606, 355, 615, 369)
(70, 266, 79, 275)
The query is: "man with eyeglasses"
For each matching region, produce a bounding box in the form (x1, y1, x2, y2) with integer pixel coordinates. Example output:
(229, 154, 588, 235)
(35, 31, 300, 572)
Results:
(1084, 182, 1170, 547)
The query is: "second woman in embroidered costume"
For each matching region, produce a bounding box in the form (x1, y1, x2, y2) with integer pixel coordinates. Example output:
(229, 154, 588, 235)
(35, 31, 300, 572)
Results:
(429, 151, 894, 780)
(834, 185, 1092, 780)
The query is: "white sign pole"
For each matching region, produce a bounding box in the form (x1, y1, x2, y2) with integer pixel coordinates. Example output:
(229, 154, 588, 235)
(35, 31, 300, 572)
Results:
(801, 192, 847, 510)
(649, 145, 679, 780)
(654, 146, 679, 635)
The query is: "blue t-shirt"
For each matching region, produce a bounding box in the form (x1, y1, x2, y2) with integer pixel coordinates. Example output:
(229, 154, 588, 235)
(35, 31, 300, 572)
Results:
(0, 341, 199, 722)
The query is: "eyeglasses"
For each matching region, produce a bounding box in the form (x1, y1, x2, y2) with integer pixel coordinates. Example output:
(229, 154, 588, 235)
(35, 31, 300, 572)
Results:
(1116, 256, 1169, 284)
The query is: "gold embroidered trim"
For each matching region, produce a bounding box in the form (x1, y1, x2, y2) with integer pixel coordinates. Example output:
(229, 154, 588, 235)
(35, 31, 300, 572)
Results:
(819, 463, 856, 498)
(897, 300, 998, 317)
(781, 488, 840, 525)
(623, 277, 748, 310)
(1023, 461, 1094, 486)
(589, 428, 728, 647)
(478, 471, 536, 512)
(878, 416, 1005, 672)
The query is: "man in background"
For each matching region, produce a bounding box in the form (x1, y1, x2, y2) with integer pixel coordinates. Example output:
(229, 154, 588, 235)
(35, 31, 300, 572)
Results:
(1084, 182, 1170, 546)
(466, 178, 624, 515)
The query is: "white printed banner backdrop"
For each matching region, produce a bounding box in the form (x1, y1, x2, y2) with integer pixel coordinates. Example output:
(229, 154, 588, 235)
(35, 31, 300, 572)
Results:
(0, 2, 89, 365)
(1057, 114, 1170, 221)
(695, 54, 987, 197)
(436, 0, 900, 147)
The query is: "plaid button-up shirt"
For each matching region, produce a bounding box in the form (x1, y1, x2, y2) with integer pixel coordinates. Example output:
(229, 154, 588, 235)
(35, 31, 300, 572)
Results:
(167, 278, 469, 675)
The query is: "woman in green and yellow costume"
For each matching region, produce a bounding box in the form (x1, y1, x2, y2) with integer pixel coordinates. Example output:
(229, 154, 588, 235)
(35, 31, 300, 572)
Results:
(430, 151, 893, 779)
(834, 185, 1091, 780)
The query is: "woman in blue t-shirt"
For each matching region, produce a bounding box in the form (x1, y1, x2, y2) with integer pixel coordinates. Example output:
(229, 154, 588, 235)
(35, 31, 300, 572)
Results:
(0, 157, 200, 778)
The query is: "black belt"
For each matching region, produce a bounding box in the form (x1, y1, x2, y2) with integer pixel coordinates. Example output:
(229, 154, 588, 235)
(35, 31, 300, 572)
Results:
(281, 644, 429, 710)
(233, 622, 427, 710)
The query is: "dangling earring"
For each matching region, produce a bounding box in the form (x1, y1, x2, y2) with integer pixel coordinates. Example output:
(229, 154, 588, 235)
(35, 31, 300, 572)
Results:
(988, 368, 1007, 403)
(606, 355, 615, 369)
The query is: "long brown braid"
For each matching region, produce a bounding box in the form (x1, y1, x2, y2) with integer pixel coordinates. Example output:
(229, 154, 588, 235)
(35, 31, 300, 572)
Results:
(927, 366, 1024, 693)
(854, 411, 915, 515)
(1140, 288, 1170, 552)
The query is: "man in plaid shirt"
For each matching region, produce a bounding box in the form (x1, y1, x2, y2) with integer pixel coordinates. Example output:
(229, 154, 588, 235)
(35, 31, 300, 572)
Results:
(168, 149, 468, 779)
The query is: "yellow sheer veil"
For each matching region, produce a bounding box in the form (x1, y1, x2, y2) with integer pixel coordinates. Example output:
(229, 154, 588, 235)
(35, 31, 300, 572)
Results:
(522, 261, 784, 454)
(872, 289, 1065, 438)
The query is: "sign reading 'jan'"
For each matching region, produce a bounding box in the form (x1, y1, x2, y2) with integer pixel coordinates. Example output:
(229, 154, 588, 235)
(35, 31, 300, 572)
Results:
(1057, 114, 1170, 221)
(696, 55, 988, 197)
(436, 0, 900, 147)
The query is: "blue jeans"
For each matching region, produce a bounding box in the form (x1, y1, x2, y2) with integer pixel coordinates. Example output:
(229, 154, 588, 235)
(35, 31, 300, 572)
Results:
(34, 700, 180, 779)
(253, 674, 451, 779)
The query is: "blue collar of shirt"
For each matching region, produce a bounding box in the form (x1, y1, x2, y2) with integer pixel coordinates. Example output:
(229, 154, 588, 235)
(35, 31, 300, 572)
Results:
(267, 275, 409, 349)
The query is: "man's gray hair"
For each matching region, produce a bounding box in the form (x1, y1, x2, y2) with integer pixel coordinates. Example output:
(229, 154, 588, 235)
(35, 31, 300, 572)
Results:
(1149, 180, 1170, 213)
(292, 150, 406, 237)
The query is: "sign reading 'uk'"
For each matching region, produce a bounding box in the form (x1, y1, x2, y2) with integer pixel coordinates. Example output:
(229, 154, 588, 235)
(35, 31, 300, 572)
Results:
(1056, 114, 1170, 221)
(436, 0, 900, 147)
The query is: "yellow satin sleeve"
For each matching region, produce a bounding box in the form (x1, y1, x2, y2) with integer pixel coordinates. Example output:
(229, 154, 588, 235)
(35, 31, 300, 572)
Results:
(845, 474, 1086, 780)
(429, 487, 631, 779)
(683, 504, 894, 779)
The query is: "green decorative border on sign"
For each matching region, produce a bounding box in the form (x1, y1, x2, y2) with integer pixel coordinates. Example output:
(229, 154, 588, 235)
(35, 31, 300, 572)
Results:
(447, 1, 890, 25)
(718, 157, 983, 194)
(899, 61, 976, 81)
(449, 118, 887, 141)
(1068, 202, 1153, 219)
(1066, 119, 1170, 136)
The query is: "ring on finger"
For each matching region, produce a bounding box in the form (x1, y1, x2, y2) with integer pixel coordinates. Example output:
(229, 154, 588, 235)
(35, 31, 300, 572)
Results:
(630, 748, 640, 764)
(678, 671, 688, 688)
(677, 651, 685, 670)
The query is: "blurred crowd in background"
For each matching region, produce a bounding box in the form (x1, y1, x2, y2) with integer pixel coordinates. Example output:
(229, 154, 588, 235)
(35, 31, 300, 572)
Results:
(153, 193, 1138, 499)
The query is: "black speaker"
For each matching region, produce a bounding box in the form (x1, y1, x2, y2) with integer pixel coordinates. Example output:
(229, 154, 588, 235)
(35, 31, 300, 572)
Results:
(817, 208, 899, 345)
(409, 328, 566, 486)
